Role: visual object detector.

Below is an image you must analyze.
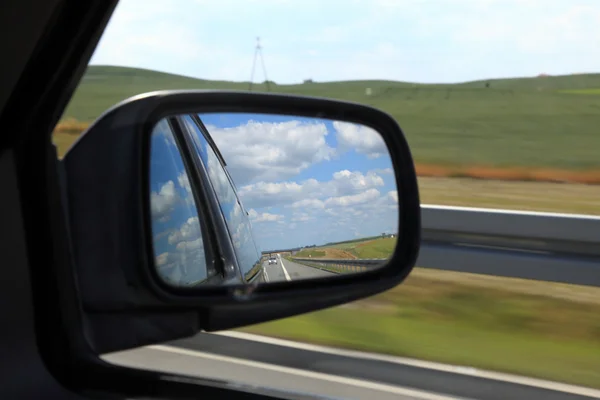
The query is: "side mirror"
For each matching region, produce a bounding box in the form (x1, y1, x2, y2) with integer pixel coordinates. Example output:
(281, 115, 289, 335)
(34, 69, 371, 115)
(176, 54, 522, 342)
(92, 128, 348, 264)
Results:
(62, 91, 421, 353)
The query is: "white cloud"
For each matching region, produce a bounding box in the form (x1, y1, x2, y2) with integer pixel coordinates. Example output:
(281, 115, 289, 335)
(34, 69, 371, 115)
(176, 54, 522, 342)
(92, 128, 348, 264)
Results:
(332, 169, 385, 191)
(206, 119, 335, 185)
(150, 180, 178, 221)
(334, 122, 388, 159)
(156, 215, 207, 285)
(89, 0, 600, 84)
(246, 178, 399, 248)
(290, 212, 315, 222)
(227, 203, 263, 264)
(179, 116, 240, 206)
(248, 209, 285, 223)
(239, 169, 385, 209)
(176, 237, 204, 252)
(177, 171, 191, 195)
(324, 188, 381, 208)
(155, 251, 170, 267)
(289, 198, 325, 209)
(168, 216, 202, 245)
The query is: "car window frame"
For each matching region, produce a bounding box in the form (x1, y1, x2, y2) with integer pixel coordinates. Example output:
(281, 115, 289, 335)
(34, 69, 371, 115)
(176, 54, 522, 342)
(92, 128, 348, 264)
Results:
(151, 116, 223, 286)
(191, 114, 243, 202)
(177, 113, 262, 283)
(192, 114, 263, 262)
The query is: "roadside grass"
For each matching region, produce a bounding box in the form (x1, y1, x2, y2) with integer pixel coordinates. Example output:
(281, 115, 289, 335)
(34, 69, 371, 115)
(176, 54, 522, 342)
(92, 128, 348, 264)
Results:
(240, 267, 600, 389)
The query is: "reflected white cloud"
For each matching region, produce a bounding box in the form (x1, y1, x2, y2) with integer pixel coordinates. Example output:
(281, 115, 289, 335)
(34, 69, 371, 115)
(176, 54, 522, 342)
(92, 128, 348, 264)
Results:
(324, 188, 381, 208)
(150, 180, 179, 222)
(206, 119, 335, 185)
(238, 169, 386, 210)
(334, 121, 388, 159)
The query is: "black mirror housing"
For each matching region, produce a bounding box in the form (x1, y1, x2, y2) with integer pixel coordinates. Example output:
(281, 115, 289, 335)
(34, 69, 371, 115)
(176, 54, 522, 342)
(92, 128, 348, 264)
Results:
(62, 90, 421, 353)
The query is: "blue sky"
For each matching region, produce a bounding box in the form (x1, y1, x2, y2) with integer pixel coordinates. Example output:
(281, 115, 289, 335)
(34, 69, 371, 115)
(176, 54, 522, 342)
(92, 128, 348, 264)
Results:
(90, 0, 600, 84)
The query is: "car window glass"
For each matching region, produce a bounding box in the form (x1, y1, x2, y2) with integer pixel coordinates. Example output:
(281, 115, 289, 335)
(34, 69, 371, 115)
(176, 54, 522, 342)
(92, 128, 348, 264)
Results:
(180, 115, 260, 279)
(149, 118, 211, 286)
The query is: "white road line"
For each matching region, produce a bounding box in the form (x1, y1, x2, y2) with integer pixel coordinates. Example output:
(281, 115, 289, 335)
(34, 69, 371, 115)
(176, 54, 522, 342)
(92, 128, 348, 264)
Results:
(148, 345, 467, 400)
(263, 267, 269, 282)
(278, 255, 291, 281)
(213, 331, 600, 399)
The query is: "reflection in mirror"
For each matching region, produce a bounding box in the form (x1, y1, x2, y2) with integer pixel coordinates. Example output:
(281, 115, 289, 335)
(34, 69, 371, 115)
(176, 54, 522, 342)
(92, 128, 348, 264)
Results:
(149, 119, 214, 287)
(149, 112, 399, 287)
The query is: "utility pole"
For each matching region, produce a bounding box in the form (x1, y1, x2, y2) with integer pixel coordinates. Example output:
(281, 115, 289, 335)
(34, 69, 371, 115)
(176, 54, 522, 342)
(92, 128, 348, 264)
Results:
(249, 37, 271, 92)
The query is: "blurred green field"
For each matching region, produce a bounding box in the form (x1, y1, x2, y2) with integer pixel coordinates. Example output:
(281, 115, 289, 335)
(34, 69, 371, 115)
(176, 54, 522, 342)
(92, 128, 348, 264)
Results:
(242, 268, 600, 389)
(68, 66, 600, 387)
(282, 234, 600, 389)
(559, 88, 600, 95)
(419, 177, 600, 215)
(62, 66, 600, 171)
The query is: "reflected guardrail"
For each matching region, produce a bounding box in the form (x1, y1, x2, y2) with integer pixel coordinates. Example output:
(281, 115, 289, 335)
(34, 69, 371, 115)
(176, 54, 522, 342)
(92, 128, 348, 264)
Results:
(289, 258, 383, 274)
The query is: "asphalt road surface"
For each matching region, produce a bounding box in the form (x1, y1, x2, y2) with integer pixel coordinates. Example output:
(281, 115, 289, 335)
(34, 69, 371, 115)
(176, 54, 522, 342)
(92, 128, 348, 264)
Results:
(261, 254, 336, 283)
(103, 345, 464, 400)
(102, 332, 600, 400)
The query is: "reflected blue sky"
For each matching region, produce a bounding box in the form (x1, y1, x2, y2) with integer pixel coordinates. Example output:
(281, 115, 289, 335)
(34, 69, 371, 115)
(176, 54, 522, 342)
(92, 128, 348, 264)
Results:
(199, 113, 399, 251)
(149, 113, 399, 278)
(150, 119, 209, 286)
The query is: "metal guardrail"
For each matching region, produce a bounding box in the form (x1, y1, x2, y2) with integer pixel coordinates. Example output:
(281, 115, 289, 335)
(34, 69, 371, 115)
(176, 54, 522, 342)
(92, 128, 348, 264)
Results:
(291, 205, 600, 287)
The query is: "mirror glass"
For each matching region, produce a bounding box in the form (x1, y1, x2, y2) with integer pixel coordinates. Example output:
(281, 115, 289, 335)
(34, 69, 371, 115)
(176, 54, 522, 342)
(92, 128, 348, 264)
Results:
(149, 112, 399, 287)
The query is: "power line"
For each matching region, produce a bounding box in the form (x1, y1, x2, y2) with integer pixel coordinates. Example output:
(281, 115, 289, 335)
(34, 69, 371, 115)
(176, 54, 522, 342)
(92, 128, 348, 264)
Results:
(249, 37, 271, 92)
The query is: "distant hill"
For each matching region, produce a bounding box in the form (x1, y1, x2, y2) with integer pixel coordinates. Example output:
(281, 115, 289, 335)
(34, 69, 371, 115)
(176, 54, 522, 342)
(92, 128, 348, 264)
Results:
(60, 65, 600, 171)
(63, 65, 600, 121)
(458, 73, 600, 90)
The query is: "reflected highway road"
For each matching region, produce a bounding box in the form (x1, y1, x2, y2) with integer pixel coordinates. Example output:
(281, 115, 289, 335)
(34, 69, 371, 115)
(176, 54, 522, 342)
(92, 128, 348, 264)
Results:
(260, 254, 336, 283)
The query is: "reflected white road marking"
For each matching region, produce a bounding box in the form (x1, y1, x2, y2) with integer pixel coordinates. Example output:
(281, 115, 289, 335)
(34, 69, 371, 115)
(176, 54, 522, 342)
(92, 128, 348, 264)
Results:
(278, 255, 291, 281)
